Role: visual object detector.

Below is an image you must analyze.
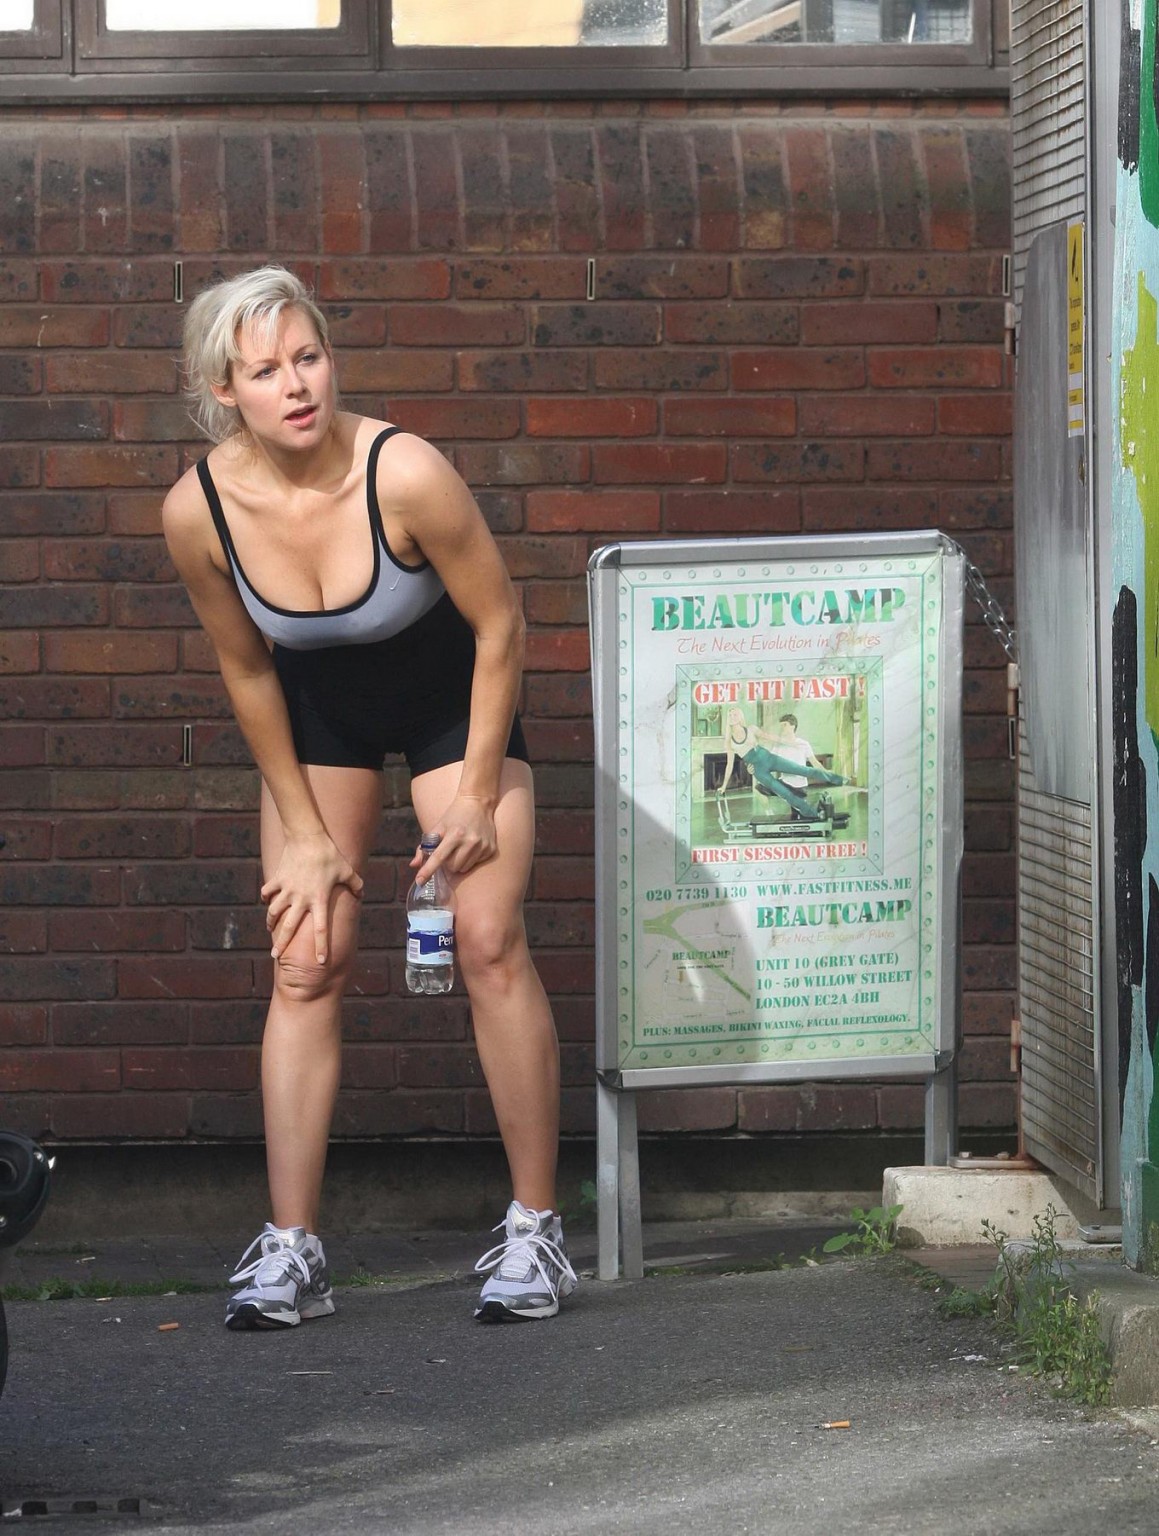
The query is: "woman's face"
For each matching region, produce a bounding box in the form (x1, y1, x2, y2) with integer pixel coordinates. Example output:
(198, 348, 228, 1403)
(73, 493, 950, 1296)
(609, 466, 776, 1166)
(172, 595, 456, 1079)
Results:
(727, 707, 747, 732)
(213, 307, 336, 449)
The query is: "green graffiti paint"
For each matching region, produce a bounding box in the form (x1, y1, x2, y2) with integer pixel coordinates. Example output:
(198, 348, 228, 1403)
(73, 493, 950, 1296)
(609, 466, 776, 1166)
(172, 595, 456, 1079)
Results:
(1119, 271, 1159, 741)
(1143, 1, 1159, 225)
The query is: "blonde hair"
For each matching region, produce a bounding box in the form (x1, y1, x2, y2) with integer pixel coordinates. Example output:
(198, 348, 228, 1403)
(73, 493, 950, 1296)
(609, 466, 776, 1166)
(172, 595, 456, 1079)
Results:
(182, 266, 332, 444)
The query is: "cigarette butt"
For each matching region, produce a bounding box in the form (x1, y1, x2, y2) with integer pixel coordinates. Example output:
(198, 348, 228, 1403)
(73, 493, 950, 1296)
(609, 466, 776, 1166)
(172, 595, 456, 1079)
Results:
(819, 1420, 851, 1430)
(157, 1322, 181, 1332)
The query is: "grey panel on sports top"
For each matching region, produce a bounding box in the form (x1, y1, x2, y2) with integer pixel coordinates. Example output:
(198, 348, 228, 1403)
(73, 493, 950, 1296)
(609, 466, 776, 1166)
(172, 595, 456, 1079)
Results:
(197, 428, 446, 652)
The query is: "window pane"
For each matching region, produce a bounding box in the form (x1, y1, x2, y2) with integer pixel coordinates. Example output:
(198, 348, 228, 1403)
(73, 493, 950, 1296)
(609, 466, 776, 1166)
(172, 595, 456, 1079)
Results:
(105, 0, 340, 28)
(393, 0, 666, 47)
(701, 0, 972, 45)
(3, 0, 36, 27)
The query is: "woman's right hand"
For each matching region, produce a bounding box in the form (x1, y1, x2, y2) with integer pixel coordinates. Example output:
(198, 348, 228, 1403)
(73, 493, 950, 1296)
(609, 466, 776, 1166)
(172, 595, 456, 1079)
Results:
(261, 830, 365, 964)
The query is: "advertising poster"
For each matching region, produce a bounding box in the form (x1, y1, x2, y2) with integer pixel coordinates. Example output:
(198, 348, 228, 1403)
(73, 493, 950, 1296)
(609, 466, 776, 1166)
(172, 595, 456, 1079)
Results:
(591, 537, 962, 1086)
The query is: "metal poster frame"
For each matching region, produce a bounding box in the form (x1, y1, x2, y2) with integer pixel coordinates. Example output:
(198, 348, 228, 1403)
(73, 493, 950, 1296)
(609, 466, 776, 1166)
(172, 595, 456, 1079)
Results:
(589, 531, 965, 1278)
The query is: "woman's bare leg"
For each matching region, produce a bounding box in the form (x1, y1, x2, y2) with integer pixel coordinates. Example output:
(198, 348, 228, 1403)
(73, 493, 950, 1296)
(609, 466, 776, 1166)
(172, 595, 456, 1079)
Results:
(259, 764, 382, 1232)
(410, 758, 560, 1212)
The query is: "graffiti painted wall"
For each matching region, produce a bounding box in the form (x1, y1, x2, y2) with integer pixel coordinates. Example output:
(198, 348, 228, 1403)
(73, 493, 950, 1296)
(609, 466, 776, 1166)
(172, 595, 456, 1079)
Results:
(1113, 0, 1159, 1269)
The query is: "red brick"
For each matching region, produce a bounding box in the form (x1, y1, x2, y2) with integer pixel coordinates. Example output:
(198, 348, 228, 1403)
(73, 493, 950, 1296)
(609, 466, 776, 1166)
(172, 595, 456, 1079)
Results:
(522, 674, 592, 716)
(959, 1081, 1016, 1129)
(526, 490, 660, 533)
(799, 395, 936, 437)
(866, 254, 1003, 296)
(594, 257, 729, 299)
(388, 398, 523, 440)
(801, 301, 937, 346)
(831, 126, 880, 249)
(176, 128, 224, 252)
(737, 1086, 800, 1133)
(45, 446, 177, 489)
(594, 350, 727, 392)
(664, 398, 797, 437)
(458, 444, 588, 486)
(521, 579, 588, 623)
(341, 1047, 399, 1091)
(532, 858, 595, 902)
(962, 899, 1015, 946)
(523, 630, 592, 672)
(0, 725, 44, 765)
(52, 1000, 189, 1046)
(785, 125, 834, 250)
(330, 1091, 464, 1137)
(637, 1088, 738, 1132)
(734, 256, 864, 298)
(0, 446, 41, 487)
(877, 1084, 925, 1130)
(962, 990, 1015, 1034)
(44, 633, 178, 673)
(3, 492, 105, 536)
(52, 817, 190, 860)
(692, 126, 741, 252)
(0, 308, 109, 347)
(962, 853, 1015, 900)
(0, 633, 40, 673)
(397, 1046, 484, 1089)
(45, 540, 174, 584)
(939, 300, 1006, 344)
(866, 441, 1002, 482)
(339, 350, 454, 392)
(593, 442, 727, 485)
(454, 258, 587, 300)
(112, 401, 200, 442)
(803, 487, 938, 532)
(0, 541, 39, 582)
(738, 124, 788, 249)
(391, 303, 525, 346)
(732, 349, 864, 391)
(123, 1046, 258, 1091)
(938, 394, 1014, 436)
(665, 302, 798, 345)
(922, 126, 972, 251)
(46, 351, 178, 394)
(458, 351, 588, 393)
(0, 912, 47, 953)
(869, 347, 1005, 390)
(597, 122, 647, 251)
(522, 721, 594, 765)
(535, 809, 595, 856)
(526, 398, 657, 438)
(0, 355, 41, 394)
(0, 1005, 47, 1046)
(0, 821, 52, 858)
(664, 489, 801, 534)
(0, 1049, 120, 1093)
(118, 959, 255, 1001)
(733, 442, 864, 483)
(52, 1094, 192, 1140)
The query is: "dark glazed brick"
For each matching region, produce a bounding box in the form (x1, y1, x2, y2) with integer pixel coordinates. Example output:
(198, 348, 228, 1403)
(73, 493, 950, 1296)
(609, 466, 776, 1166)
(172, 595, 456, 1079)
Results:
(735, 256, 863, 298)
(365, 128, 414, 251)
(531, 304, 659, 348)
(83, 135, 128, 253)
(223, 133, 269, 252)
(939, 300, 1007, 344)
(551, 127, 600, 254)
(40, 138, 82, 255)
(1, 493, 105, 537)
(597, 123, 647, 251)
(964, 126, 1012, 249)
(506, 125, 556, 253)
(41, 260, 174, 304)
(831, 127, 880, 249)
(874, 128, 926, 250)
(2, 587, 107, 627)
(595, 257, 728, 300)
(129, 134, 175, 253)
(646, 125, 696, 251)
(0, 959, 116, 1002)
(0, 137, 35, 254)
(413, 132, 460, 251)
(0, 260, 36, 301)
(785, 126, 833, 250)
(692, 125, 741, 253)
(460, 123, 506, 252)
(270, 130, 319, 252)
(0, 679, 109, 721)
(176, 128, 223, 252)
(738, 125, 788, 249)
(0, 402, 107, 442)
(0, 865, 118, 907)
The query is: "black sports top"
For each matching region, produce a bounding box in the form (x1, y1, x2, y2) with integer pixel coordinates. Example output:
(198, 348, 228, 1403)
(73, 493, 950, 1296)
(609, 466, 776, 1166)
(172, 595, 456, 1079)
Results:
(196, 426, 445, 653)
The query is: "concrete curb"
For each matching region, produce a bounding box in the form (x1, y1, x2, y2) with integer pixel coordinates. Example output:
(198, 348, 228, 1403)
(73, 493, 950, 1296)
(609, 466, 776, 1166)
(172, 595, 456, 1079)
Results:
(883, 1164, 1091, 1247)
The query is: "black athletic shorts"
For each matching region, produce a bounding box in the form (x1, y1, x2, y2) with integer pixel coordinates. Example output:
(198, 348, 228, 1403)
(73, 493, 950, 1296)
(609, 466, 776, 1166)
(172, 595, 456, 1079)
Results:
(272, 592, 530, 776)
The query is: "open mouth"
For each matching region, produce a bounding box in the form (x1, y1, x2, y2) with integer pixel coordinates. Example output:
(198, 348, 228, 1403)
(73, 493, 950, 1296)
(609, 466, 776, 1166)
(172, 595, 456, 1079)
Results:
(286, 405, 317, 425)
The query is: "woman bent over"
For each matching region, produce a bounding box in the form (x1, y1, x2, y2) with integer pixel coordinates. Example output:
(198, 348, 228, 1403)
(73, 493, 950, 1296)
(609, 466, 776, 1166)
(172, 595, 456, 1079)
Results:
(162, 267, 575, 1327)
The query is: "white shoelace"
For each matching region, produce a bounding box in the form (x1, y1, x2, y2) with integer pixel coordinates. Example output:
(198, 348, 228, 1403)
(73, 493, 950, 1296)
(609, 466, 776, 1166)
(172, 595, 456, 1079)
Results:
(474, 1225, 578, 1290)
(229, 1232, 313, 1290)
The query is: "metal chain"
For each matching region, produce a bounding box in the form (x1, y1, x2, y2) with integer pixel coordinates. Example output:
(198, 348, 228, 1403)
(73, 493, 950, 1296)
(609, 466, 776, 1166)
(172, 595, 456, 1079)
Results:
(955, 543, 1018, 663)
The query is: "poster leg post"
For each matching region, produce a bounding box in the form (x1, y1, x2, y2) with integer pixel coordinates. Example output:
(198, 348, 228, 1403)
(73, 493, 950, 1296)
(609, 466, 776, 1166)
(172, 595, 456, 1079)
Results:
(924, 1055, 958, 1166)
(618, 1090, 644, 1281)
(596, 1078, 621, 1280)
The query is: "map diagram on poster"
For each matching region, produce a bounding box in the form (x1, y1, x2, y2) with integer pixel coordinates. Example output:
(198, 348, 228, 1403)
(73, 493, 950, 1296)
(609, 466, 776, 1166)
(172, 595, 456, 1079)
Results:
(603, 548, 950, 1078)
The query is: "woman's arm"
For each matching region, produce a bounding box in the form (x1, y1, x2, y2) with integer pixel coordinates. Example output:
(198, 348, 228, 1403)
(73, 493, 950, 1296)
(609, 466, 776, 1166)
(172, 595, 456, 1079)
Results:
(381, 435, 524, 881)
(162, 470, 363, 963)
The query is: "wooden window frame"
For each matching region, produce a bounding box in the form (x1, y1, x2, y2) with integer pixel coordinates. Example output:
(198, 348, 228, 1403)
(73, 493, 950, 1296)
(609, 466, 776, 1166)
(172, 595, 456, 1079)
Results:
(0, 0, 1007, 98)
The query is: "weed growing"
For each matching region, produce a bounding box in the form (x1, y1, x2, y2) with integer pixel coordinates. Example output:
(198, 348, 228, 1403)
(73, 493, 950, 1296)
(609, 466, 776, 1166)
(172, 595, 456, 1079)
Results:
(980, 1205, 1111, 1406)
(822, 1204, 903, 1257)
(1, 1277, 212, 1303)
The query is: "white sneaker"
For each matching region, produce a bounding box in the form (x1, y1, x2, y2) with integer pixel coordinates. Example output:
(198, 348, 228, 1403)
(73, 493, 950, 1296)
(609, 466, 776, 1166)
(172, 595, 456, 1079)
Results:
(474, 1201, 577, 1322)
(225, 1223, 335, 1331)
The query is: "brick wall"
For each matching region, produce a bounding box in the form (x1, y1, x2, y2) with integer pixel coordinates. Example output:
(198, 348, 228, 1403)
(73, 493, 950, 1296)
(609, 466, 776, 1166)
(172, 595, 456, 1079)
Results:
(0, 100, 1015, 1145)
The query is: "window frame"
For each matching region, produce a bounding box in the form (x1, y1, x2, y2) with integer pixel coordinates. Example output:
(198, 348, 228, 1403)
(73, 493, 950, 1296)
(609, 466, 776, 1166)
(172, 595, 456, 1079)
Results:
(0, 0, 1007, 98)
(0, 0, 65, 70)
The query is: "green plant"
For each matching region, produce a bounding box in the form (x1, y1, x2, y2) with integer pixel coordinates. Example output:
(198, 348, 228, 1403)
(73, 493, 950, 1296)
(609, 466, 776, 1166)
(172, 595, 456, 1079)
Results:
(981, 1205, 1111, 1407)
(935, 1285, 995, 1319)
(822, 1203, 903, 1257)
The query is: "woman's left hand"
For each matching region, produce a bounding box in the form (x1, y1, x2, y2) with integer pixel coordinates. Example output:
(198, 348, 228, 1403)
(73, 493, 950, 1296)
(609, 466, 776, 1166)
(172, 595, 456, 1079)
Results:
(410, 794, 498, 882)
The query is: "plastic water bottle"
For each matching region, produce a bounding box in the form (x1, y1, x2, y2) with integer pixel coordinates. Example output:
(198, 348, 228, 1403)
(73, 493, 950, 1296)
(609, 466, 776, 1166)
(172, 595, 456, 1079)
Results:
(405, 833, 454, 995)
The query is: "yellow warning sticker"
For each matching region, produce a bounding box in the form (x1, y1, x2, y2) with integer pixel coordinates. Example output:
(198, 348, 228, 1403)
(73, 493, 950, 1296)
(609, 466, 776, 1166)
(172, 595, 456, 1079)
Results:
(1067, 219, 1084, 438)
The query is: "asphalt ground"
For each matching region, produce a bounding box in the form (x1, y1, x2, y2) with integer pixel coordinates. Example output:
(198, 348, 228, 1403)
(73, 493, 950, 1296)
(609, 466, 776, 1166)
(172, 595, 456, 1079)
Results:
(2, 1220, 1159, 1534)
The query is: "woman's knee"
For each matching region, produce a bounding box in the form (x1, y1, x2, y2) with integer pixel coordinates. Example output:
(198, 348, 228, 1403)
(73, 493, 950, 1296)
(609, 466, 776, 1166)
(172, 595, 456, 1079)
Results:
(456, 910, 527, 987)
(274, 948, 354, 1005)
